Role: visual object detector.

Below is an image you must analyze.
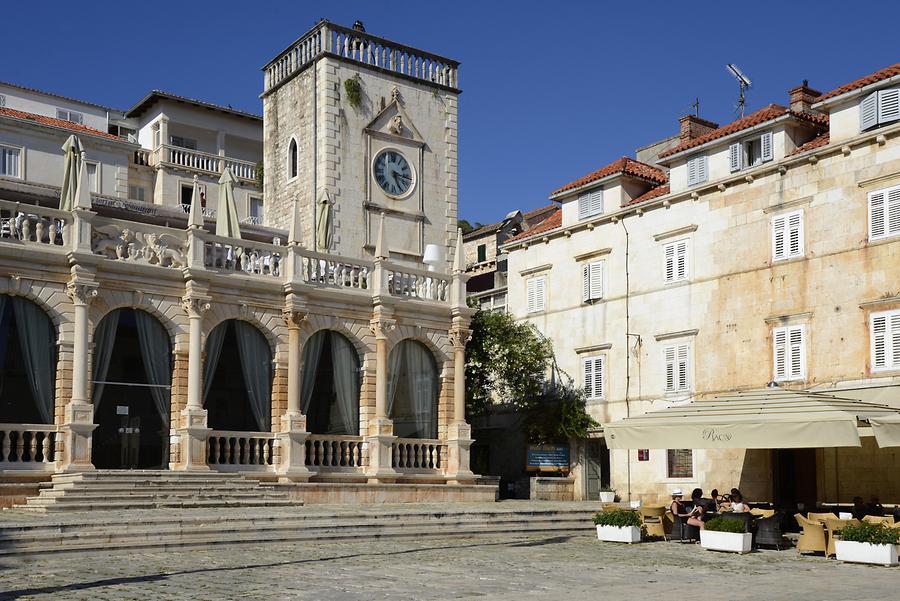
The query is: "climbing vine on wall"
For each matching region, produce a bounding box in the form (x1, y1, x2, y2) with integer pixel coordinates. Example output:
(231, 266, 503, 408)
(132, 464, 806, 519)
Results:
(344, 75, 363, 109)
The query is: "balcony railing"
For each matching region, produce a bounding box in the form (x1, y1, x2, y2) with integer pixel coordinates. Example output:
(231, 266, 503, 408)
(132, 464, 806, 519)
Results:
(180, 203, 217, 218)
(0, 424, 57, 469)
(152, 145, 258, 182)
(264, 21, 459, 93)
(208, 430, 276, 470)
(0, 199, 70, 248)
(392, 438, 445, 471)
(305, 434, 367, 469)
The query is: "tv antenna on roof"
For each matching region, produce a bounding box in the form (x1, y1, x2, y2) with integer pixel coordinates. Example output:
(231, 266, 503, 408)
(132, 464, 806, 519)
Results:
(727, 63, 752, 118)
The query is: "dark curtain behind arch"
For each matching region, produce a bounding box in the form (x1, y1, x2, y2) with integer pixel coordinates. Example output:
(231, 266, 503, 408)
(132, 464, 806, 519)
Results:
(387, 340, 438, 439)
(234, 321, 272, 431)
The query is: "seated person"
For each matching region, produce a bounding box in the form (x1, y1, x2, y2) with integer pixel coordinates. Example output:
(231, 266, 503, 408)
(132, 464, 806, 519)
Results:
(670, 489, 688, 519)
(688, 488, 706, 529)
(851, 496, 867, 521)
(729, 492, 750, 513)
(867, 495, 886, 517)
(705, 489, 720, 513)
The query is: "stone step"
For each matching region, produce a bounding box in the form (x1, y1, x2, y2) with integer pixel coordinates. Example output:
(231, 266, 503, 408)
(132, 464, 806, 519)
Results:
(35, 484, 274, 496)
(17, 498, 300, 513)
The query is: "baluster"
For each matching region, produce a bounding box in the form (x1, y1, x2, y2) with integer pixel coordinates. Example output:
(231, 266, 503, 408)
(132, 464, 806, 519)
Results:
(366, 43, 372, 64)
(412, 444, 420, 468)
(28, 432, 38, 463)
(1, 430, 9, 462)
(315, 440, 323, 465)
(49, 221, 58, 245)
(305, 440, 312, 466)
(210, 437, 218, 464)
(15, 431, 25, 463)
(41, 432, 51, 463)
(224, 437, 233, 464)
(36, 221, 45, 244)
(250, 437, 258, 464)
(22, 220, 31, 242)
(341, 441, 349, 466)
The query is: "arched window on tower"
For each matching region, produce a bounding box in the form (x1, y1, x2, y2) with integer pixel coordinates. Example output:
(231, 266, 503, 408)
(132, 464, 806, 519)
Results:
(288, 138, 298, 179)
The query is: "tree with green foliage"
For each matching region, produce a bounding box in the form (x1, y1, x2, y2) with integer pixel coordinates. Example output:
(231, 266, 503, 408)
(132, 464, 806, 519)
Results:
(457, 219, 485, 235)
(465, 310, 598, 443)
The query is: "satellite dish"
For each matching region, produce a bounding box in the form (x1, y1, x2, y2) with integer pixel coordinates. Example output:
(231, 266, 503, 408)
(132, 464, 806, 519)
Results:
(726, 63, 752, 117)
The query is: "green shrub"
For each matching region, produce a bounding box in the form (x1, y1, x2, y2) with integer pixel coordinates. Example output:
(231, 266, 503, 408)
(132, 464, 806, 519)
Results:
(593, 508, 641, 528)
(705, 517, 747, 534)
(344, 76, 363, 109)
(839, 521, 900, 545)
(599, 487, 616, 493)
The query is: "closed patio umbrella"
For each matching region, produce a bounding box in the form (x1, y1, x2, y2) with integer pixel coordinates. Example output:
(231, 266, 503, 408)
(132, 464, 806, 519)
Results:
(316, 189, 332, 252)
(59, 135, 83, 211)
(216, 168, 241, 239)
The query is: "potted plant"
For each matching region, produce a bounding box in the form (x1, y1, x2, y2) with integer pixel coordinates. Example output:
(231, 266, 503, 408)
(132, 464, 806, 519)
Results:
(835, 522, 899, 567)
(700, 517, 752, 554)
(593, 508, 641, 543)
(598, 487, 616, 503)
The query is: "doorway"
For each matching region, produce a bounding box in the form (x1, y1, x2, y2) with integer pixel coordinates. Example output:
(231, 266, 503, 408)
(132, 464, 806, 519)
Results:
(91, 309, 172, 469)
(773, 448, 818, 511)
(585, 439, 611, 500)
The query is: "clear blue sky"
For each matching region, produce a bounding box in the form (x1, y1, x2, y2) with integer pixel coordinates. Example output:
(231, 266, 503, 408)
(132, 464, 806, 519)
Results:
(3, 1, 898, 225)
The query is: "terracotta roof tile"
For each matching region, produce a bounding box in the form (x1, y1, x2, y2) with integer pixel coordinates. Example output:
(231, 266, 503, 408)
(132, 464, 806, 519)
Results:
(658, 105, 828, 159)
(788, 133, 830, 156)
(622, 184, 670, 207)
(463, 204, 558, 240)
(817, 62, 900, 102)
(551, 157, 667, 196)
(505, 208, 561, 244)
(0, 107, 124, 141)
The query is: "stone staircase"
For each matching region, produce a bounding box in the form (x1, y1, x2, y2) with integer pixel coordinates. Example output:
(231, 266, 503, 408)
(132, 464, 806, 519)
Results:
(15, 470, 297, 513)
(0, 502, 599, 556)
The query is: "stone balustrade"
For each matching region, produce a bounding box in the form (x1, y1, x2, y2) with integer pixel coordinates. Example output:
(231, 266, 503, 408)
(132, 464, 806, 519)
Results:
(91, 217, 189, 269)
(208, 431, 275, 469)
(203, 234, 283, 278)
(305, 435, 367, 469)
(0, 199, 69, 248)
(264, 21, 459, 93)
(153, 145, 258, 181)
(384, 263, 450, 302)
(392, 438, 445, 471)
(132, 148, 151, 166)
(179, 203, 217, 218)
(0, 424, 57, 469)
(299, 250, 372, 290)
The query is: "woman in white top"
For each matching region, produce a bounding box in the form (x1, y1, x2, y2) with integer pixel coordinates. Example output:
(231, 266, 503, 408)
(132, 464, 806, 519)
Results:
(730, 492, 750, 513)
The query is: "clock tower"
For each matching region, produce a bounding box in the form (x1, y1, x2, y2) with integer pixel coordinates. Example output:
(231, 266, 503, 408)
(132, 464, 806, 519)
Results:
(261, 20, 460, 269)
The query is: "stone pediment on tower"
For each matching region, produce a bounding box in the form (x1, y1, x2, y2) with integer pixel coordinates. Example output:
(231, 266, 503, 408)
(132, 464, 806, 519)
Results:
(364, 94, 425, 147)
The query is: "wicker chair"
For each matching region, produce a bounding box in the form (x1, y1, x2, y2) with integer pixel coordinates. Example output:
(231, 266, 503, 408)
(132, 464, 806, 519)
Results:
(754, 512, 784, 550)
(863, 515, 895, 525)
(824, 517, 859, 558)
(639, 506, 667, 539)
(807, 512, 838, 523)
(670, 513, 700, 543)
(750, 508, 775, 519)
(795, 513, 827, 555)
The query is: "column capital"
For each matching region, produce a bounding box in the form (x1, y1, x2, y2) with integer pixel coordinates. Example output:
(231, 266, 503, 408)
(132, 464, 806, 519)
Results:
(66, 280, 98, 306)
(369, 317, 397, 340)
(448, 327, 471, 350)
(181, 295, 210, 319)
(282, 308, 308, 329)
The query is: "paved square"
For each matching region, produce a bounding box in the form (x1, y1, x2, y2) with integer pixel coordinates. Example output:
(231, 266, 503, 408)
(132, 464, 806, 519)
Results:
(1, 534, 898, 600)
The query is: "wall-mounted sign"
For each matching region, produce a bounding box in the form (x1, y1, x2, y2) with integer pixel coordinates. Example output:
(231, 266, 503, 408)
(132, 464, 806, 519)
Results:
(526, 444, 570, 472)
(116, 405, 129, 415)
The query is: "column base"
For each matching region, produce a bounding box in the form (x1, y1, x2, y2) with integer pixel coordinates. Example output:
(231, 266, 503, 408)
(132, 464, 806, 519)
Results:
(278, 412, 312, 482)
(59, 401, 97, 472)
(445, 422, 476, 485)
(174, 408, 211, 471)
(366, 418, 398, 483)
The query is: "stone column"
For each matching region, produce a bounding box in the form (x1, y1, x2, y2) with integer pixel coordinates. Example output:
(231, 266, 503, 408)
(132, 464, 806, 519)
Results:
(366, 316, 398, 483)
(60, 275, 99, 472)
(175, 295, 211, 471)
(278, 309, 311, 482)
(445, 326, 475, 484)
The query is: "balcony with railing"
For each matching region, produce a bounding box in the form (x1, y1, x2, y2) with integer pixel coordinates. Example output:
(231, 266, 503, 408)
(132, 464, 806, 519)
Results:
(150, 144, 259, 183)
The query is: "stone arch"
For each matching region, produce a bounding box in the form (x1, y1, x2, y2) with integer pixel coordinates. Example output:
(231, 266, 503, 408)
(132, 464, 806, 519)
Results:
(300, 313, 372, 360)
(0, 277, 71, 333)
(204, 303, 285, 361)
(287, 135, 299, 180)
(386, 324, 451, 367)
(90, 290, 186, 350)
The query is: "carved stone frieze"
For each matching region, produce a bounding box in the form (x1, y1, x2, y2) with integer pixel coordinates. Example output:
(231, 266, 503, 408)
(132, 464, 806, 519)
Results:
(92, 225, 186, 269)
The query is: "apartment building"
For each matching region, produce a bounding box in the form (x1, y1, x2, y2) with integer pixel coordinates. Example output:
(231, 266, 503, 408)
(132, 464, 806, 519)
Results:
(503, 64, 900, 505)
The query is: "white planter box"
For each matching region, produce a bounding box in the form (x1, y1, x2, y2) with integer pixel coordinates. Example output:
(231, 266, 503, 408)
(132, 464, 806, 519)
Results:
(599, 492, 616, 503)
(835, 540, 899, 567)
(596, 525, 641, 543)
(700, 530, 753, 554)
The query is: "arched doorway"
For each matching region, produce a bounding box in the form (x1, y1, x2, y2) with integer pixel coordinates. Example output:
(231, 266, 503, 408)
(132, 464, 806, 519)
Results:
(387, 340, 439, 439)
(91, 308, 172, 469)
(301, 330, 360, 435)
(0, 295, 56, 425)
(204, 319, 272, 432)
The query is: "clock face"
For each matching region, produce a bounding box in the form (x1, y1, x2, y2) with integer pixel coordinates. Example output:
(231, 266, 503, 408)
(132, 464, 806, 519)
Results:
(373, 149, 414, 197)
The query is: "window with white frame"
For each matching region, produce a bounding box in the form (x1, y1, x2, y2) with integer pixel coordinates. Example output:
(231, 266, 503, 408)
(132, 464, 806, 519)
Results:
(128, 185, 146, 202)
(871, 310, 900, 372)
(0, 145, 21, 178)
(729, 131, 774, 172)
(249, 196, 264, 222)
(582, 355, 605, 401)
(667, 449, 693, 479)
(577, 188, 603, 220)
(56, 109, 83, 124)
(773, 325, 806, 381)
(686, 155, 708, 187)
(868, 184, 900, 241)
(581, 260, 603, 302)
(772, 210, 804, 261)
(860, 88, 900, 132)
(663, 239, 689, 283)
(86, 162, 98, 193)
(664, 343, 691, 392)
(526, 276, 545, 313)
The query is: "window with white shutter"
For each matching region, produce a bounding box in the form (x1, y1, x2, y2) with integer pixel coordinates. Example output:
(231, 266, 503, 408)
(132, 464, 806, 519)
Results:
(871, 310, 900, 372)
(663, 239, 689, 283)
(860, 88, 900, 132)
(581, 261, 603, 303)
(526, 276, 546, 314)
(773, 325, 806, 381)
(760, 131, 774, 162)
(861, 92, 879, 131)
(578, 188, 603, 220)
(729, 142, 743, 172)
(664, 343, 691, 392)
(772, 210, 804, 261)
(687, 155, 708, 187)
(582, 355, 605, 400)
(868, 184, 900, 241)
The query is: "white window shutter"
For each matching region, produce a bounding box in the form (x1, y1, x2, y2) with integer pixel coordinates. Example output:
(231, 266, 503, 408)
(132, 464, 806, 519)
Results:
(665, 346, 676, 392)
(687, 157, 698, 186)
(873, 315, 888, 369)
(729, 142, 742, 172)
(772, 215, 786, 260)
(578, 193, 590, 220)
(774, 328, 787, 380)
(878, 88, 900, 125)
(677, 344, 690, 390)
(581, 264, 590, 302)
(788, 212, 803, 257)
(589, 189, 603, 216)
(664, 243, 675, 282)
(789, 327, 804, 378)
(589, 262, 603, 300)
(676, 240, 688, 280)
(697, 155, 708, 183)
(869, 189, 886, 239)
(892, 314, 900, 369)
(760, 131, 774, 162)
(583, 358, 594, 398)
(888, 187, 900, 237)
(861, 91, 879, 131)
(594, 357, 604, 399)
(534, 277, 545, 312)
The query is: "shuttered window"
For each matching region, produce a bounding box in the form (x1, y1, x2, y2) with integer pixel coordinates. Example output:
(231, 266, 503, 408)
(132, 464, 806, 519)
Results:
(578, 188, 603, 220)
(664, 343, 691, 392)
(868, 184, 900, 241)
(582, 355, 605, 400)
(760, 131, 774, 162)
(729, 131, 773, 172)
(526, 276, 545, 314)
(860, 88, 900, 131)
(581, 261, 603, 302)
(773, 325, 806, 381)
(0, 145, 21, 178)
(871, 310, 900, 372)
(667, 449, 693, 479)
(664, 239, 689, 283)
(687, 155, 708, 187)
(729, 142, 743, 172)
(772, 210, 804, 261)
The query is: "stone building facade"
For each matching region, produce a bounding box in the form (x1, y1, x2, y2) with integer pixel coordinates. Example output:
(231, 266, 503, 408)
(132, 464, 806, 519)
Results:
(503, 65, 900, 505)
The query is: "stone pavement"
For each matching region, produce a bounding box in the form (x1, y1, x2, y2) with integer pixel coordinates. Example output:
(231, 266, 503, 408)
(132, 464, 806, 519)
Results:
(0, 533, 897, 600)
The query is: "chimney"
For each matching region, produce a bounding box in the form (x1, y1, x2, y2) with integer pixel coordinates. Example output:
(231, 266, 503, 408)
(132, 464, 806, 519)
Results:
(789, 80, 822, 114)
(679, 115, 719, 143)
